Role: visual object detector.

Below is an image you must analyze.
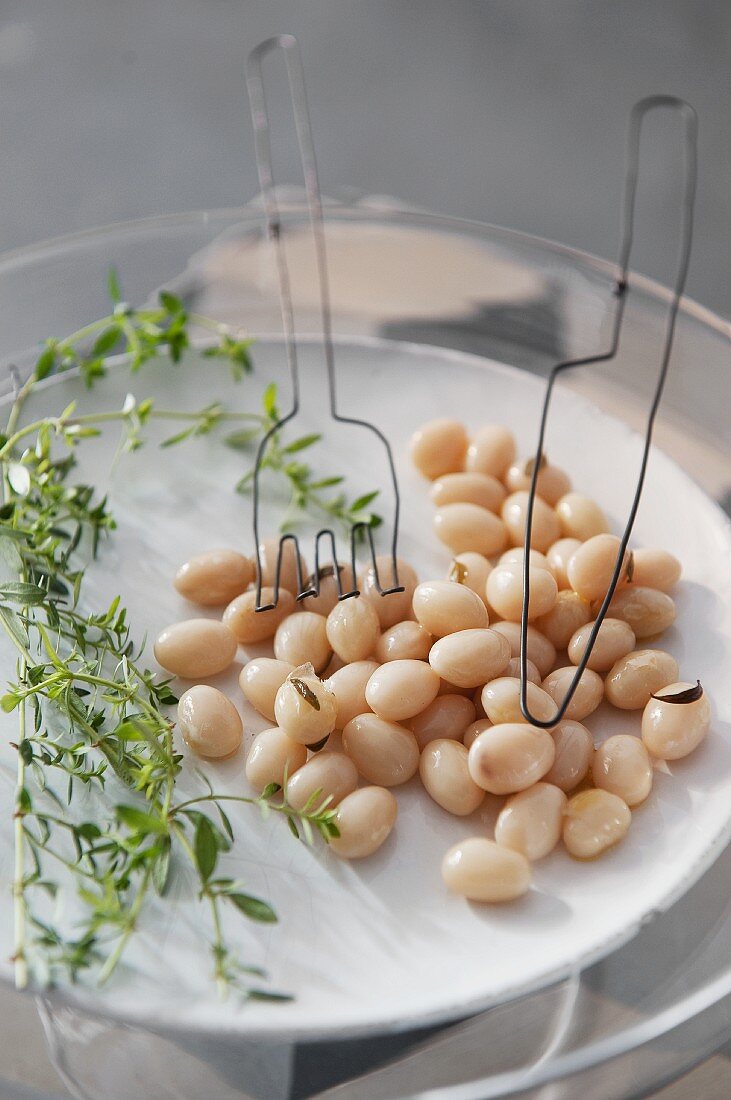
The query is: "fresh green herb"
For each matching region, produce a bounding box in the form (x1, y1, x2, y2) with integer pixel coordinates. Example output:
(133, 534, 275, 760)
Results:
(230, 382, 383, 533)
(2, 273, 344, 998)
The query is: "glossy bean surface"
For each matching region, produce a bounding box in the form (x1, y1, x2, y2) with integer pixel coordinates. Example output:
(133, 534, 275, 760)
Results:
(174, 549, 254, 607)
(442, 837, 531, 902)
(177, 685, 242, 758)
(563, 789, 631, 859)
(329, 787, 398, 859)
(155, 619, 238, 679)
(495, 782, 567, 860)
(239, 658, 294, 721)
(365, 660, 440, 722)
(413, 580, 488, 637)
(342, 714, 420, 786)
(429, 628, 510, 689)
(223, 588, 295, 644)
(434, 502, 508, 557)
(467, 722, 555, 794)
(407, 694, 476, 750)
(604, 649, 679, 710)
(245, 725, 308, 792)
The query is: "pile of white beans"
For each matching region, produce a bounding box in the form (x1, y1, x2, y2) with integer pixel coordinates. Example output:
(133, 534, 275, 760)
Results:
(153, 416, 711, 900)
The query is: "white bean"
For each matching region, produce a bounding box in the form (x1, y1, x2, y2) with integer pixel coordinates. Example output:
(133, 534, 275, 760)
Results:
(546, 538, 582, 589)
(407, 695, 477, 750)
(274, 611, 332, 673)
(641, 682, 711, 760)
(326, 595, 381, 663)
(420, 739, 485, 815)
(605, 586, 676, 639)
(535, 590, 591, 649)
(429, 628, 511, 689)
(604, 649, 679, 710)
(286, 751, 358, 811)
(630, 548, 682, 592)
(504, 656, 541, 684)
(342, 714, 420, 786)
(177, 685, 243, 758)
(485, 563, 557, 622)
(326, 660, 379, 728)
(413, 580, 488, 637)
(245, 726, 308, 792)
(481, 677, 557, 726)
(544, 719, 593, 792)
(365, 660, 440, 722)
(300, 562, 355, 617)
(468, 722, 555, 794)
(430, 472, 506, 513)
(410, 418, 468, 479)
(567, 534, 631, 602)
(542, 666, 604, 721)
(256, 537, 308, 596)
(501, 491, 561, 553)
(434, 502, 508, 557)
(555, 494, 609, 541)
(592, 735, 653, 806)
(359, 556, 419, 629)
(375, 620, 433, 663)
(442, 837, 531, 902)
(239, 657, 294, 721)
(223, 588, 296, 644)
(499, 547, 550, 570)
(504, 460, 571, 506)
(495, 782, 567, 860)
(465, 425, 517, 480)
(155, 619, 238, 679)
(568, 617, 636, 672)
(563, 789, 631, 859)
(446, 552, 492, 607)
(174, 549, 254, 607)
(329, 787, 398, 859)
(491, 621, 556, 679)
(463, 718, 492, 749)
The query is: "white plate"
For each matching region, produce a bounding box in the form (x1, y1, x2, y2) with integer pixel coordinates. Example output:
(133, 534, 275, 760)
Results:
(1, 336, 730, 1040)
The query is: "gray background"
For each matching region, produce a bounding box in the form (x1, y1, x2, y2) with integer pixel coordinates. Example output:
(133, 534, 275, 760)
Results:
(0, 0, 729, 318)
(0, 2, 729, 1097)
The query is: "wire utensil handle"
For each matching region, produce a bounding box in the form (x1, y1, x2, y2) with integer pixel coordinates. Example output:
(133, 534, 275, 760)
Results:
(519, 96, 698, 726)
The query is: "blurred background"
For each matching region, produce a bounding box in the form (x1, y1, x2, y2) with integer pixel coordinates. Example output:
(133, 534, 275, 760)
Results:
(0, 0, 729, 318)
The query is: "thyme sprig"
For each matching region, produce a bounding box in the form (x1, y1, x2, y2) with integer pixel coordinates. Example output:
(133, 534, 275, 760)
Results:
(230, 382, 383, 533)
(2, 276, 342, 998)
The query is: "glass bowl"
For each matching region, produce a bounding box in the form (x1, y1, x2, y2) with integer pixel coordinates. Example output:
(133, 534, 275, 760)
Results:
(0, 198, 729, 1099)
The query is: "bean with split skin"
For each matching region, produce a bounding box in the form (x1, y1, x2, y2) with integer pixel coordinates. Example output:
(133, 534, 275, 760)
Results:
(446, 552, 492, 607)
(467, 722, 555, 795)
(177, 685, 243, 758)
(365, 659, 440, 722)
(495, 782, 567, 860)
(274, 611, 332, 673)
(407, 694, 476, 750)
(563, 789, 631, 859)
(641, 681, 711, 760)
(420, 739, 485, 815)
(428, 628, 511, 689)
(605, 586, 676, 640)
(604, 649, 679, 710)
(592, 735, 653, 807)
(223, 587, 296, 644)
(342, 713, 420, 786)
(174, 549, 254, 607)
(274, 665, 338, 746)
(239, 657, 294, 721)
(410, 418, 468, 479)
(329, 787, 398, 859)
(326, 660, 379, 728)
(245, 725, 308, 792)
(413, 579, 488, 637)
(155, 618, 238, 679)
(442, 837, 531, 902)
